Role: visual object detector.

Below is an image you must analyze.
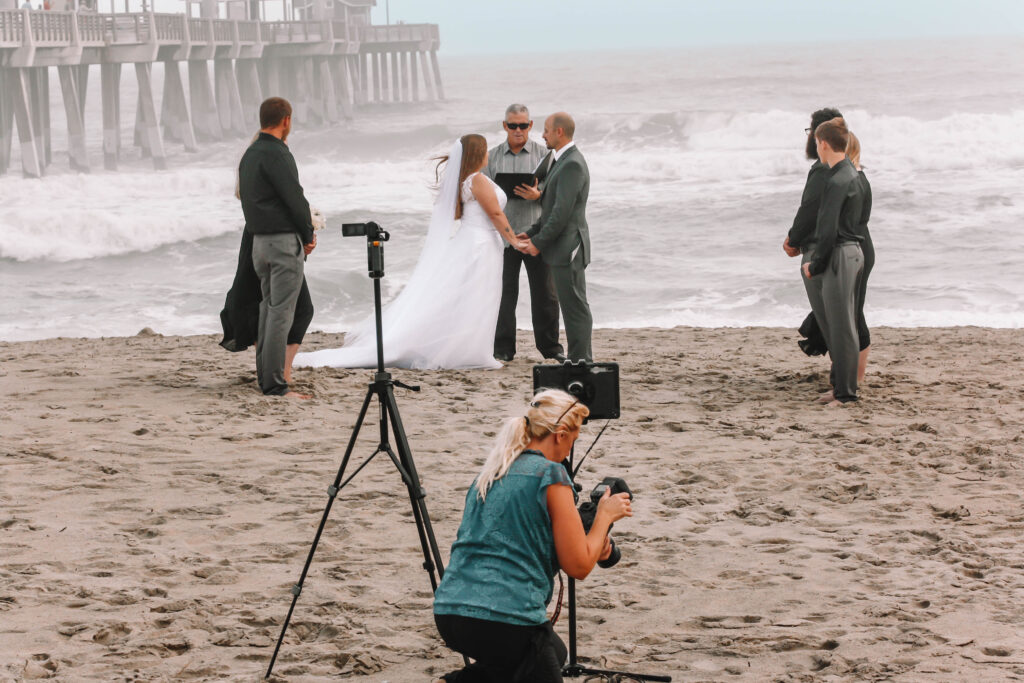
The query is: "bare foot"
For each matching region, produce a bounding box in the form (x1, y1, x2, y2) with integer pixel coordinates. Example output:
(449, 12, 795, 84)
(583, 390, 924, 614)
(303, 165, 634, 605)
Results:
(817, 390, 834, 404)
(825, 399, 844, 408)
(283, 391, 311, 400)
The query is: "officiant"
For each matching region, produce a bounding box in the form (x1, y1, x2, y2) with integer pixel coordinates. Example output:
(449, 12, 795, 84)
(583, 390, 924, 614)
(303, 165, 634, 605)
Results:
(486, 104, 566, 363)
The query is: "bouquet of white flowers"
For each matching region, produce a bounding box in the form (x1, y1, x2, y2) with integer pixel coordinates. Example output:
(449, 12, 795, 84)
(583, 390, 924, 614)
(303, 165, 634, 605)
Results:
(311, 208, 326, 231)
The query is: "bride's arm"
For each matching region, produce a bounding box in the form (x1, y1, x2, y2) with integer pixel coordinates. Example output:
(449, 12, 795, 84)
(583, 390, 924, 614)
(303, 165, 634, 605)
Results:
(471, 174, 520, 245)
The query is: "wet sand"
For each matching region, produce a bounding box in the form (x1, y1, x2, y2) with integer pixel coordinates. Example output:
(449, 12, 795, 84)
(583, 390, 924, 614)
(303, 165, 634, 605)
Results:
(1, 326, 1022, 681)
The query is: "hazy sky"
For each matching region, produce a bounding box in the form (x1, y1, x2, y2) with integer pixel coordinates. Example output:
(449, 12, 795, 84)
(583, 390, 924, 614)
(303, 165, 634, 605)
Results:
(373, 0, 1024, 55)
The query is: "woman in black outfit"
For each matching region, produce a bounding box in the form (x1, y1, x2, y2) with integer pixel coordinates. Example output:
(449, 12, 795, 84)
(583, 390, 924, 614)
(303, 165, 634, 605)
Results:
(847, 132, 873, 382)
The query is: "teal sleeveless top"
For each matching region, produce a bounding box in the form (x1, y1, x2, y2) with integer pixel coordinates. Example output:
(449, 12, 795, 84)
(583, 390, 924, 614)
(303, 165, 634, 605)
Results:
(433, 450, 572, 626)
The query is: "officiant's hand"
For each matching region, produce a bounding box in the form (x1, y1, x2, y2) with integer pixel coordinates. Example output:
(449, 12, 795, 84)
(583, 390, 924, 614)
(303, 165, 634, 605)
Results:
(514, 179, 541, 201)
(304, 235, 317, 256)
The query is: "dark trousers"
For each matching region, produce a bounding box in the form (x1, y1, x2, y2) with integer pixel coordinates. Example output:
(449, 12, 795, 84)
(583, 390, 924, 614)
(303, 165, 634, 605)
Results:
(435, 613, 566, 683)
(494, 247, 563, 359)
(808, 243, 863, 403)
(550, 248, 593, 362)
(252, 233, 304, 396)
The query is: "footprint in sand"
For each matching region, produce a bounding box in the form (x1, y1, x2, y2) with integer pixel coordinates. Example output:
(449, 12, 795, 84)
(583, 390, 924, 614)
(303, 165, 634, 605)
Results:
(21, 653, 58, 679)
(92, 622, 132, 645)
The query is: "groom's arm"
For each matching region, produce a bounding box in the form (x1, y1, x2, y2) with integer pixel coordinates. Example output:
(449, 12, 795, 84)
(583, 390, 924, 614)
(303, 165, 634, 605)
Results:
(526, 161, 585, 253)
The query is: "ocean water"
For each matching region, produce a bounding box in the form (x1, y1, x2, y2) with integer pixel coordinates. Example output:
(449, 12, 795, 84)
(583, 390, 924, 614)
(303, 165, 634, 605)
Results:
(1, 37, 1023, 341)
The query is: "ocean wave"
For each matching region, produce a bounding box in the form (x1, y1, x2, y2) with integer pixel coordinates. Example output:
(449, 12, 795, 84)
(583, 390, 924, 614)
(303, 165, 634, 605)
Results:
(5, 107, 1022, 261)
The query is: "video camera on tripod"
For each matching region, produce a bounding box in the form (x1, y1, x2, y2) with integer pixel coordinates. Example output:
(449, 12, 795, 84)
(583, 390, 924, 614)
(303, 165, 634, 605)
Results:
(342, 221, 389, 279)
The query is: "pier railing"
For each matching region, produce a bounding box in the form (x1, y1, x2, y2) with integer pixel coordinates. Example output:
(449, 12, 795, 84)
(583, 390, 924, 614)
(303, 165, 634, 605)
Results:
(0, 10, 437, 50)
(357, 23, 439, 45)
(0, 9, 25, 45)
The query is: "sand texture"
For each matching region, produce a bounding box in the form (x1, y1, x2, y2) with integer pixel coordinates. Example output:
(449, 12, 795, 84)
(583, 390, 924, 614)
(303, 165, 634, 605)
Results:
(1, 326, 1022, 682)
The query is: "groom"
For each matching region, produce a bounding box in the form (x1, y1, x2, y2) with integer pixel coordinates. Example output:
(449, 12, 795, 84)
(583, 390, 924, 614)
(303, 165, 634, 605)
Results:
(518, 112, 593, 362)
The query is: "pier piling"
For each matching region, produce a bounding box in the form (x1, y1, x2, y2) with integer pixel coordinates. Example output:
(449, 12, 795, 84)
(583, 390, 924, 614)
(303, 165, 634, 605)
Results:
(0, 6, 444, 175)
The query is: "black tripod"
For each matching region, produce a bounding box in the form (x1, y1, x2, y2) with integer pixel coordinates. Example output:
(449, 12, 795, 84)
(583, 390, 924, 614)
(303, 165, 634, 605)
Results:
(562, 433, 671, 682)
(266, 222, 447, 679)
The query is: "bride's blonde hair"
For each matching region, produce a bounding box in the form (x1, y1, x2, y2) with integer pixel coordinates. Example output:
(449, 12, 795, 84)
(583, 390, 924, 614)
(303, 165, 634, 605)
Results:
(475, 389, 590, 501)
(432, 134, 488, 220)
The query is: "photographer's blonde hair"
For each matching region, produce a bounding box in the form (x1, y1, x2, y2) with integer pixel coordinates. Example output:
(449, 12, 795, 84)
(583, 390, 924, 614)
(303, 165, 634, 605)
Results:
(475, 389, 590, 501)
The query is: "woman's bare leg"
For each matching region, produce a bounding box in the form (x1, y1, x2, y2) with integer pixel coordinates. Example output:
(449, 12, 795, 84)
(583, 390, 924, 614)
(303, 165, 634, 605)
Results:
(858, 346, 870, 384)
(284, 343, 299, 384)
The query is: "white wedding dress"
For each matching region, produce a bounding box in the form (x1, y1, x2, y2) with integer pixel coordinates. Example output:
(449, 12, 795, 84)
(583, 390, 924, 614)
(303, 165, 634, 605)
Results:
(295, 142, 505, 370)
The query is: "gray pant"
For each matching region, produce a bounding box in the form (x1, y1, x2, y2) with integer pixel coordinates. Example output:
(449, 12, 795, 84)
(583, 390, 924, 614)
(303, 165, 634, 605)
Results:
(806, 243, 863, 403)
(252, 232, 304, 396)
(550, 247, 593, 362)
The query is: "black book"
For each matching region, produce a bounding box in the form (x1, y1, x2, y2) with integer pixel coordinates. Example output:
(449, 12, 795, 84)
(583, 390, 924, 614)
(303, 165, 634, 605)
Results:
(493, 172, 537, 200)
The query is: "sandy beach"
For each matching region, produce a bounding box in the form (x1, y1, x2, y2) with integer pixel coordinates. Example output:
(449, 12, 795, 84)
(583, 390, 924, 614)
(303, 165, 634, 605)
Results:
(1, 326, 1022, 682)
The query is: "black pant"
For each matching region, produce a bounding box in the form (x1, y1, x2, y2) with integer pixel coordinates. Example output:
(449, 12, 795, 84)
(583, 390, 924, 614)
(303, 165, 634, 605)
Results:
(494, 247, 563, 359)
(287, 277, 314, 346)
(854, 236, 874, 351)
(435, 613, 566, 683)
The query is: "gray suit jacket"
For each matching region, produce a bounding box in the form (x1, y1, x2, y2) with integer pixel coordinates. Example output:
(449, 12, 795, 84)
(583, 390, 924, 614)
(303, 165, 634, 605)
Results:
(526, 145, 590, 267)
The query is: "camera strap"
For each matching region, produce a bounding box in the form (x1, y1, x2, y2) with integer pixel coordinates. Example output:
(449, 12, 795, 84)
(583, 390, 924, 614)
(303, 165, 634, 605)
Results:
(572, 420, 612, 478)
(550, 571, 565, 626)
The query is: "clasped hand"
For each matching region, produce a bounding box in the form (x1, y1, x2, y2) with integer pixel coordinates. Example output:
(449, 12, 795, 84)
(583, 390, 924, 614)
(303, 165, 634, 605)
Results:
(513, 232, 540, 256)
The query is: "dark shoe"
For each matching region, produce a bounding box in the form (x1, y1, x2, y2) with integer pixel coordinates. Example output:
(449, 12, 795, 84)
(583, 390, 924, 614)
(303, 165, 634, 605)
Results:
(545, 352, 567, 363)
(494, 352, 514, 362)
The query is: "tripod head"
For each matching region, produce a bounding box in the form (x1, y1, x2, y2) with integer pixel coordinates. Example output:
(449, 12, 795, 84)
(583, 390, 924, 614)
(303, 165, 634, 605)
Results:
(342, 221, 394, 372)
(342, 221, 390, 279)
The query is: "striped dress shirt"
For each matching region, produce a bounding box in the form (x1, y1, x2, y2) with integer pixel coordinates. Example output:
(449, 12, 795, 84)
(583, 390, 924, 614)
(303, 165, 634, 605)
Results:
(484, 138, 549, 239)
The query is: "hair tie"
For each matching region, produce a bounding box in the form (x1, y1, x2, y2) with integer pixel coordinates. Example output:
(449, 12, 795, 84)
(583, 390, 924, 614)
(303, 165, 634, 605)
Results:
(523, 416, 531, 427)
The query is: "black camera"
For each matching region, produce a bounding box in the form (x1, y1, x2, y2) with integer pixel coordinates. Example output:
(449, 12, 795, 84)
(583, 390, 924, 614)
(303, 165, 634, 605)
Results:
(532, 361, 619, 421)
(342, 221, 389, 241)
(576, 477, 631, 568)
(343, 222, 390, 279)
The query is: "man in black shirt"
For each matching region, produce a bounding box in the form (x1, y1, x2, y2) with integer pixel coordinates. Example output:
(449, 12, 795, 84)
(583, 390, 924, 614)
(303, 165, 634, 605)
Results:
(238, 97, 316, 398)
(802, 117, 865, 405)
(784, 107, 843, 356)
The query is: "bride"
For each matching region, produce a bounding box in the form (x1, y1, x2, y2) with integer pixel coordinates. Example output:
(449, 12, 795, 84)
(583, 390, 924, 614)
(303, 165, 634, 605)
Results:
(295, 135, 523, 370)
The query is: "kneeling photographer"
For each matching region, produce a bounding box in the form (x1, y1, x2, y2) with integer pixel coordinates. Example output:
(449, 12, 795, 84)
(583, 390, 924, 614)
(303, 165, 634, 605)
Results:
(433, 389, 633, 682)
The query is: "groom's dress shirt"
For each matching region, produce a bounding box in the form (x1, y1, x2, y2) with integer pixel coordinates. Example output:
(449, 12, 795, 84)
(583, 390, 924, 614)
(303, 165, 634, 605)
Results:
(238, 132, 314, 245)
(551, 140, 575, 163)
(485, 138, 547, 237)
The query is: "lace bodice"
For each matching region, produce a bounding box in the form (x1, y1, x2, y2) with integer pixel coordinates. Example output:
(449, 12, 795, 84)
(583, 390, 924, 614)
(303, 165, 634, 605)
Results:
(461, 172, 507, 211)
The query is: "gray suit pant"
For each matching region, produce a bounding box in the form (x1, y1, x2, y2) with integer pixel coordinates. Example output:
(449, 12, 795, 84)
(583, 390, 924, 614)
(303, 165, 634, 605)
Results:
(550, 248, 593, 362)
(806, 243, 863, 403)
(253, 232, 304, 396)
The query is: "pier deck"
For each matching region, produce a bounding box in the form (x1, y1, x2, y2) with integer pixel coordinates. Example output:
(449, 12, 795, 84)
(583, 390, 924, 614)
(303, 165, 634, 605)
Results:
(0, 6, 443, 176)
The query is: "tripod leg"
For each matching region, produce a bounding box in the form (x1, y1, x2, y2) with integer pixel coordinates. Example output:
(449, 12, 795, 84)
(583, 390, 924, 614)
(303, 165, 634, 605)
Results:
(266, 386, 375, 680)
(568, 577, 578, 668)
(383, 386, 447, 589)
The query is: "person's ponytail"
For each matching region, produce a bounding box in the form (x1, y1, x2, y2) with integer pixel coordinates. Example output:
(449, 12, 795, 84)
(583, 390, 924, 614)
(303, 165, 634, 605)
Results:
(475, 416, 530, 501)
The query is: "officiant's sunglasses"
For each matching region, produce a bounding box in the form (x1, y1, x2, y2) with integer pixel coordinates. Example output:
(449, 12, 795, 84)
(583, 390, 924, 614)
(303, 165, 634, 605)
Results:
(504, 122, 531, 130)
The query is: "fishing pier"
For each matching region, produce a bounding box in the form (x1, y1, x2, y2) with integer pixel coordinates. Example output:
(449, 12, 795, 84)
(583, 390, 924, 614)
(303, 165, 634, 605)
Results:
(0, 0, 444, 176)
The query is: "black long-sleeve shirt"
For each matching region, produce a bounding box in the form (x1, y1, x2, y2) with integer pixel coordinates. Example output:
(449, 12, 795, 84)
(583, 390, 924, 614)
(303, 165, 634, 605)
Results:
(787, 160, 829, 250)
(858, 169, 872, 245)
(808, 158, 865, 277)
(238, 132, 314, 245)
